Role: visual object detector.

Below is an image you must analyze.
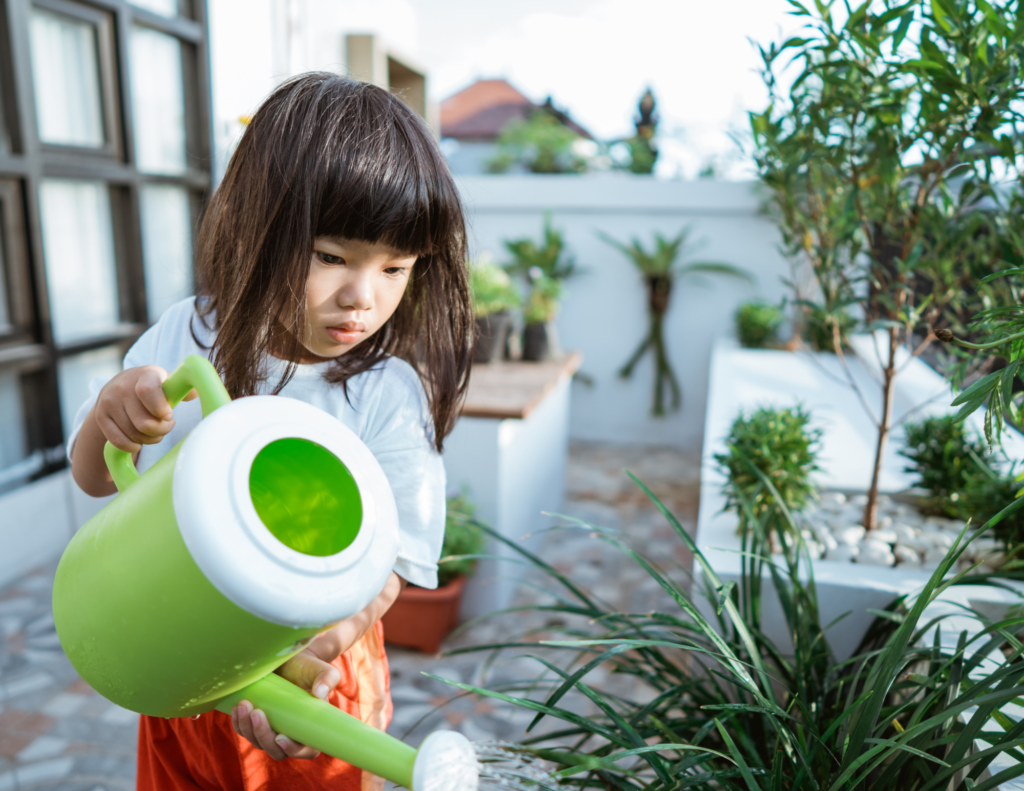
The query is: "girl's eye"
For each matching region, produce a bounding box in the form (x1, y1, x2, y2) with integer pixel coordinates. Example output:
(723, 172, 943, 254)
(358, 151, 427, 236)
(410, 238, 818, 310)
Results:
(317, 251, 344, 265)
(385, 267, 409, 277)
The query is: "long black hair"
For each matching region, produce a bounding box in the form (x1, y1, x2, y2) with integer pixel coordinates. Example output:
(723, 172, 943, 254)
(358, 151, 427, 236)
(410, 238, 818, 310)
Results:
(194, 73, 472, 451)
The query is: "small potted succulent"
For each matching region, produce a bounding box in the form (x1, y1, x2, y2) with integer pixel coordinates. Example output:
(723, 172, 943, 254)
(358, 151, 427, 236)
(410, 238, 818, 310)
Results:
(469, 257, 520, 364)
(381, 492, 484, 654)
(734, 300, 783, 348)
(521, 273, 562, 362)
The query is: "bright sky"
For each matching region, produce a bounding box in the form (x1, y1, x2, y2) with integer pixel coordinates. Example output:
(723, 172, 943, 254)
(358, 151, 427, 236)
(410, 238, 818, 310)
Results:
(407, 0, 802, 178)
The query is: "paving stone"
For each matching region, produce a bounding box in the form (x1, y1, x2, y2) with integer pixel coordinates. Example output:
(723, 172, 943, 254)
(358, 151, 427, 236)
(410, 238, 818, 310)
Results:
(40, 696, 88, 719)
(12, 756, 74, 786)
(17, 736, 69, 763)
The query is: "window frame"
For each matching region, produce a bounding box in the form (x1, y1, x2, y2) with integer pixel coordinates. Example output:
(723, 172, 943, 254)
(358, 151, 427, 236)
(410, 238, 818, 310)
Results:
(0, 0, 212, 475)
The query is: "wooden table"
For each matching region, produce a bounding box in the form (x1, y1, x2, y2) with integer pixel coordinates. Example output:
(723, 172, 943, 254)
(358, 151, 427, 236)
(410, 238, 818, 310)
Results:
(443, 353, 583, 619)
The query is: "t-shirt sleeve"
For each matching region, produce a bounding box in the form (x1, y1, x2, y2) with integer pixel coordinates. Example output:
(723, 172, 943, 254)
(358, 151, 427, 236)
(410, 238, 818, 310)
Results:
(361, 360, 446, 589)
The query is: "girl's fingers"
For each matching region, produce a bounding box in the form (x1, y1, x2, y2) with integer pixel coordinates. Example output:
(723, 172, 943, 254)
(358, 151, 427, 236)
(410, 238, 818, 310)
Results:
(231, 703, 319, 760)
(95, 412, 142, 454)
(124, 397, 175, 442)
(276, 651, 340, 700)
(135, 367, 173, 420)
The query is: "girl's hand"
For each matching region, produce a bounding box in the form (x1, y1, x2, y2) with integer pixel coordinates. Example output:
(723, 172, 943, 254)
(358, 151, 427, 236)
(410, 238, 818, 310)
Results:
(228, 572, 405, 760)
(71, 365, 197, 496)
(94, 365, 196, 453)
(230, 633, 343, 760)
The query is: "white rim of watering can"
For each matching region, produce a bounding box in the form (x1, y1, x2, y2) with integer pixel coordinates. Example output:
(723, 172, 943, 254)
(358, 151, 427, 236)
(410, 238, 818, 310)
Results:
(172, 395, 400, 628)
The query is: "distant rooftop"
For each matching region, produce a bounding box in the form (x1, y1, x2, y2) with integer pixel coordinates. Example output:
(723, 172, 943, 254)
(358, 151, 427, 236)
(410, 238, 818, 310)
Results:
(440, 78, 592, 142)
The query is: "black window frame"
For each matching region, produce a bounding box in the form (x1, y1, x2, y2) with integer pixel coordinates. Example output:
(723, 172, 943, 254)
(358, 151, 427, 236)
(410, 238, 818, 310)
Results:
(0, 0, 213, 485)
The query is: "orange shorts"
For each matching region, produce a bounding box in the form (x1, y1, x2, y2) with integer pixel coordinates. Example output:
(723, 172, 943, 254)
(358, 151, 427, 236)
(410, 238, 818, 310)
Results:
(136, 621, 392, 791)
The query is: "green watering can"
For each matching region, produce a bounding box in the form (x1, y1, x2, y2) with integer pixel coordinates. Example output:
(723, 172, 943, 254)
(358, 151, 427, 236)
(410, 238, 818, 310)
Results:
(53, 356, 480, 791)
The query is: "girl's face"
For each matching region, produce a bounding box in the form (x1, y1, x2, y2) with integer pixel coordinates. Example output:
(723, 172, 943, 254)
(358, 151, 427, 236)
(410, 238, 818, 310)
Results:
(288, 236, 417, 362)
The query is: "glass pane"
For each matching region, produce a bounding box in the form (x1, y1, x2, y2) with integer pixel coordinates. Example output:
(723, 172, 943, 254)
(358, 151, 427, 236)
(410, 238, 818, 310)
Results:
(0, 371, 26, 469)
(57, 346, 123, 442)
(132, 0, 179, 17)
(39, 180, 120, 344)
(28, 8, 105, 148)
(130, 26, 186, 174)
(139, 185, 193, 320)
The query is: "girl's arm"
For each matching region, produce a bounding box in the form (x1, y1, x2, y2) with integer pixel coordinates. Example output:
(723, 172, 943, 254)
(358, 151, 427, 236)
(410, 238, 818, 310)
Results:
(231, 571, 406, 760)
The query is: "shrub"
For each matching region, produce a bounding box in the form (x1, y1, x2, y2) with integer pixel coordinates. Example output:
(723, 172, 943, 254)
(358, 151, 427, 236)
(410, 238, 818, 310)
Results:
(715, 405, 820, 539)
(437, 492, 484, 587)
(469, 259, 520, 318)
(804, 303, 856, 353)
(734, 300, 782, 348)
(901, 415, 1024, 549)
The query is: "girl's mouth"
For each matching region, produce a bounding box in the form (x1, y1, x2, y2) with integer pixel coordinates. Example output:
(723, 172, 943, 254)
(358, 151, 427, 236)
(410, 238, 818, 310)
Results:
(327, 323, 366, 345)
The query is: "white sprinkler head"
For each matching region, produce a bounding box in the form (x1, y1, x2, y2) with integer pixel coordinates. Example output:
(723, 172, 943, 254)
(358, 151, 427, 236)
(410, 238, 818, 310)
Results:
(412, 730, 479, 791)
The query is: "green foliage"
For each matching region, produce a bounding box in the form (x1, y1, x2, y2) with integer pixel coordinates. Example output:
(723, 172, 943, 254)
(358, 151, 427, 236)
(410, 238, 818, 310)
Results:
(900, 415, 992, 518)
(803, 303, 857, 353)
(487, 111, 588, 174)
(469, 258, 520, 318)
(752, 0, 1024, 529)
(599, 228, 751, 416)
(437, 492, 484, 587)
(523, 275, 562, 325)
(715, 406, 821, 539)
(900, 414, 1024, 548)
(734, 300, 783, 348)
(504, 214, 576, 284)
(447, 475, 1024, 790)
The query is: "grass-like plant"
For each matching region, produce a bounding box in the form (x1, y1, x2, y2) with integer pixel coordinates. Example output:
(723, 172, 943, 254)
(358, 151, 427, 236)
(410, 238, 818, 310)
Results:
(523, 275, 563, 326)
(504, 214, 577, 285)
(735, 300, 783, 348)
(441, 472, 1024, 790)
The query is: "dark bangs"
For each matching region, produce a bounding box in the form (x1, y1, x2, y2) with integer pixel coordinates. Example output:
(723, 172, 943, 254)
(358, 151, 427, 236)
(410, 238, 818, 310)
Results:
(313, 85, 459, 257)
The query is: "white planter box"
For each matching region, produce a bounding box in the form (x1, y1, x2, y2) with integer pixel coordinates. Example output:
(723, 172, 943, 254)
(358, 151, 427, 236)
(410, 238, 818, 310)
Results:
(695, 338, 1024, 787)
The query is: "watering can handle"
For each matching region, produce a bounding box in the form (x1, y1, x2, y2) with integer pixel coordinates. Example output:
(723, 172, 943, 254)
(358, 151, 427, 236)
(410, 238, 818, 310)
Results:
(104, 355, 232, 493)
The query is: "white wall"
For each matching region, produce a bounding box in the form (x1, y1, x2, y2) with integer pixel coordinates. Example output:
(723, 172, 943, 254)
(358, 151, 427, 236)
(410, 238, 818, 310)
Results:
(457, 175, 791, 452)
(207, 0, 422, 180)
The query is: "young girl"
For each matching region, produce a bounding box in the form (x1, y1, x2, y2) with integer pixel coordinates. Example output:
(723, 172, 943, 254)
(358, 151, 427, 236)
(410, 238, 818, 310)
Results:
(68, 73, 473, 791)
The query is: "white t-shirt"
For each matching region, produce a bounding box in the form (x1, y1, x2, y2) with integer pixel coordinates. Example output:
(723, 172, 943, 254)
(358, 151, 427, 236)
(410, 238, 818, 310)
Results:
(68, 297, 445, 589)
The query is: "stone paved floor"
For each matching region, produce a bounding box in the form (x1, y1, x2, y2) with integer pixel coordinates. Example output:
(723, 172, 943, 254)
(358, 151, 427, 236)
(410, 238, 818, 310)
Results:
(0, 443, 699, 790)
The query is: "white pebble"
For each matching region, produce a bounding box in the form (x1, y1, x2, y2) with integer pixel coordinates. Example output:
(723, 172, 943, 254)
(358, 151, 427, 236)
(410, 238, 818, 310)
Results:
(868, 528, 898, 544)
(836, 525, 866, 546)
(893, 524, 919, 543)
(925, 546, 950, 563)
(858, 543, 896, 566)
(893, 544, 921, 565)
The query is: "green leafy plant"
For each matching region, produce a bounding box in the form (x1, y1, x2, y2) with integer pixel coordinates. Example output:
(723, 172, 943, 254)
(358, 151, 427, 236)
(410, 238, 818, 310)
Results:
(469, 258, 520, 318)
(901, 415, 1024, 551)
(599, 228, 750, 416)
(751, 0, 1024, 530)
(488, 110, 588, 174)
(523, 275, 562, 325)
(734, 300, 783, 348)
(900, 415, 992, 518)
(715, 405, 821, 543)
(803, 303, 857, 353)
(437, 492, 484, 587)
(443, 474, 1024, 790)
(504, 215, 577, 284)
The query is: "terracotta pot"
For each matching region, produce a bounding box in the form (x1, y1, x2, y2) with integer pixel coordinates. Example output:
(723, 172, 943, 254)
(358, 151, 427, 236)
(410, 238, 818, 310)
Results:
(381, 575, 467, 654)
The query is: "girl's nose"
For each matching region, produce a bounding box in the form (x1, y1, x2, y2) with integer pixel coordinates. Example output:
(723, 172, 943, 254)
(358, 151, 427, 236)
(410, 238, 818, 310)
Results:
(337, 272, 373, 311)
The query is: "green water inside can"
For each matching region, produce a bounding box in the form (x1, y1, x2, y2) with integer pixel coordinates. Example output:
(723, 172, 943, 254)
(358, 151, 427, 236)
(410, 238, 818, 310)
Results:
(248, 437, 363, 557)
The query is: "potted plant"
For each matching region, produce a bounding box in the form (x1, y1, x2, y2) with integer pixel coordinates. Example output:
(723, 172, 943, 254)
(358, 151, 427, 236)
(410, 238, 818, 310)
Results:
(599, 228, 750, 415)
(469, 257, 519, 364)
(381, 492, 484, 654)
(521, 274, 562, 362)
(734, 300, 783, 349)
